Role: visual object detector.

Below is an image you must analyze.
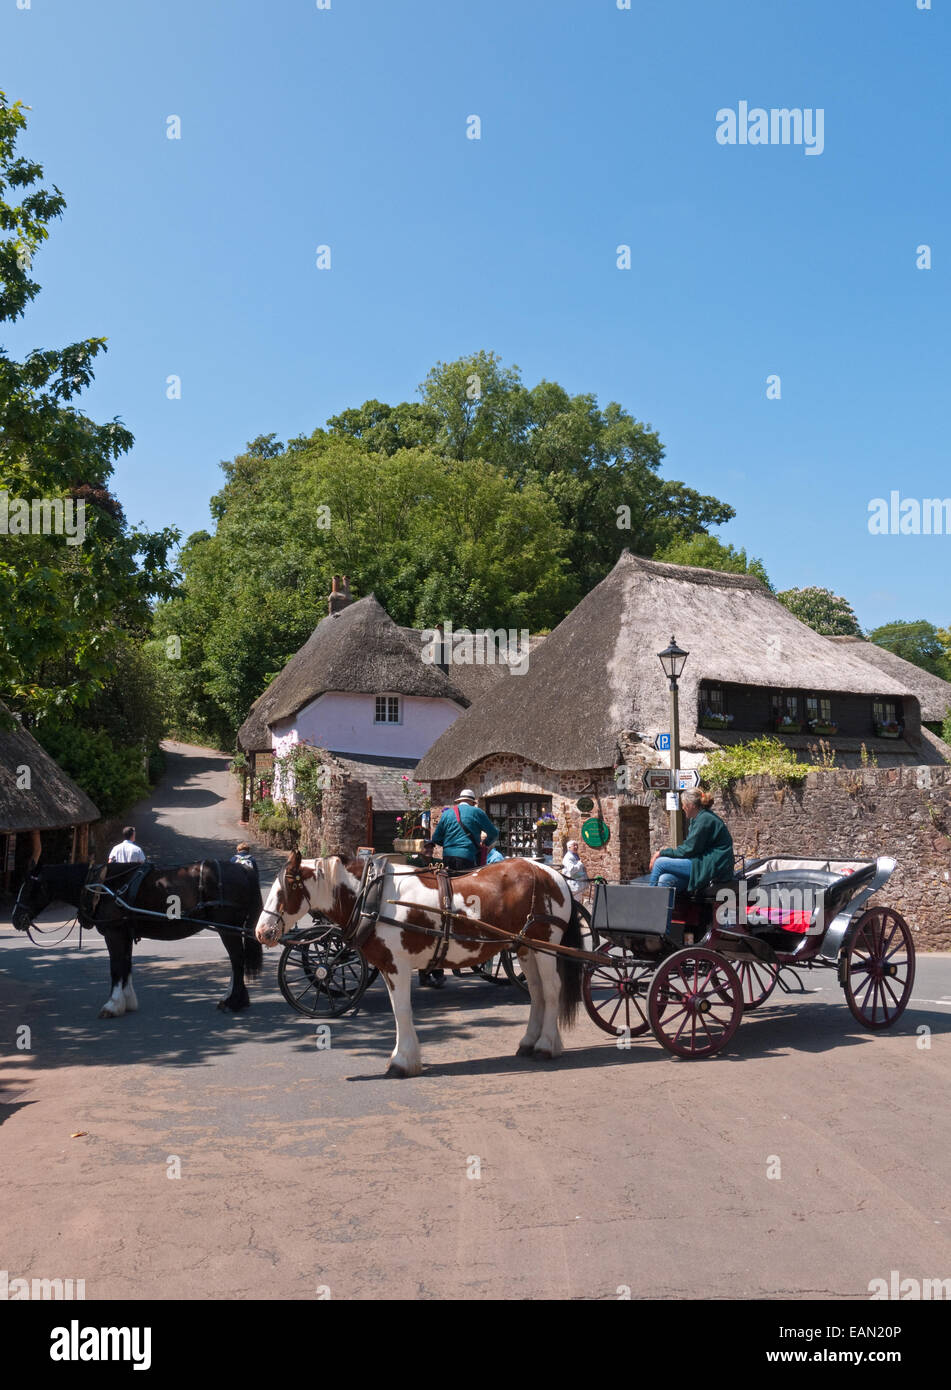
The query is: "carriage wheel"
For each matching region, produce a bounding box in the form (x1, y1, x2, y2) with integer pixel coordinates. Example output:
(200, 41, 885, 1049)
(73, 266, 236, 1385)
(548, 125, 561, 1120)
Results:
(648, 948, 743, 1058)
(503, 949, 530, 993)
(278, 928, 370, 1018)
(843, 907, 915, 1030)
(733, 959, 779, 1011)
(583, 943, 652, 1037)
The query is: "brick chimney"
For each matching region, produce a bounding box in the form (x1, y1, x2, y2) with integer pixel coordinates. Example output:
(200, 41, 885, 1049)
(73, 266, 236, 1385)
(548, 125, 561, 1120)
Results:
(328, 575, 352, 616)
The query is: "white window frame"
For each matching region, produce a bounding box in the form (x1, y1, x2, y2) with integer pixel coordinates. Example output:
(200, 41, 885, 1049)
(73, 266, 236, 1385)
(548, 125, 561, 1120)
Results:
(374, 695, 402, 725)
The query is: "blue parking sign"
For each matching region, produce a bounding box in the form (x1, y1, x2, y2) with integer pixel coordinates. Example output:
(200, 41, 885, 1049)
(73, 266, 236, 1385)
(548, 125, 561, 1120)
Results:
(655, 733, 671, 751)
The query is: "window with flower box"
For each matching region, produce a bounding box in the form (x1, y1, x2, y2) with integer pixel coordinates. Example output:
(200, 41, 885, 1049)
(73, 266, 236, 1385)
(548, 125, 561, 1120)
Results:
(872, 700, 903, 737)
(805, 695, 836, 733)
(771, 691, 802, 732)
(698, 684, 733, 729)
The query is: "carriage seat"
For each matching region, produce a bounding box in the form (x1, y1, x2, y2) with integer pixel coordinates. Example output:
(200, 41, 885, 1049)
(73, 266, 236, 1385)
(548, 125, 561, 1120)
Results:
(743, 863, 878, 936)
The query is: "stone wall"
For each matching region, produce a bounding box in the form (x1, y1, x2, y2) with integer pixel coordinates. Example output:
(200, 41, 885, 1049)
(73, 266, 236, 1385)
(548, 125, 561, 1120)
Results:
(431, 754, 650, 881)
(640, 764, 951, 952)
(300, 773, 369, 858)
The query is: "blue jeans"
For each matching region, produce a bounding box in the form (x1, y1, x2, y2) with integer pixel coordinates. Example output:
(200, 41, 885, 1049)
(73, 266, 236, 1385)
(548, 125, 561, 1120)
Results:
(648, 857, 692, 890)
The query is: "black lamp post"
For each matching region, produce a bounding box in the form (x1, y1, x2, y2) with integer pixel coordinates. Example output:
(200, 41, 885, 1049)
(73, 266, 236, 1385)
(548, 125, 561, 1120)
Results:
(658, 636, 689, 846)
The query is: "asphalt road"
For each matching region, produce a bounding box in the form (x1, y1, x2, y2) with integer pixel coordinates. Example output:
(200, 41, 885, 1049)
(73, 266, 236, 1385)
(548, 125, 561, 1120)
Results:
(1, 743, 949, 1301)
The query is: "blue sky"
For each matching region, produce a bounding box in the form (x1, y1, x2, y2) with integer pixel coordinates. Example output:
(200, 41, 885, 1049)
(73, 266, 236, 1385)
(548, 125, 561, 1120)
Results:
(3, 0, 948, 630)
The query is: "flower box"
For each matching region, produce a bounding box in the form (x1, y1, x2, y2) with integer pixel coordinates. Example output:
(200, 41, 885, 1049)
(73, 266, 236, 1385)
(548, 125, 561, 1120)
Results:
(809, 722, 838, 736)
(875, 723, 903, 739)
(393, 838, 427, 853)
(700, 715, 733, 729)
(774, 720, 803, 735)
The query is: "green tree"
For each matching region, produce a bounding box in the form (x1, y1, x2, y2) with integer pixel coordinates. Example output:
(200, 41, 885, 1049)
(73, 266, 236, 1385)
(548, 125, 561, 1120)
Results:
(0, 92, 178, 717)
(654, 534, 772, 588)
(331, 352, 735, 603)
(776, 587, 862, 636)
(868, 619, 951, 678)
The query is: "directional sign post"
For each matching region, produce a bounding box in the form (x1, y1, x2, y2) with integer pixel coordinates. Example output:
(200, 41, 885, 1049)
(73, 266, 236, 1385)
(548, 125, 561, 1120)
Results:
(642, 769, 673, 792)
(675, 770, 700, 790)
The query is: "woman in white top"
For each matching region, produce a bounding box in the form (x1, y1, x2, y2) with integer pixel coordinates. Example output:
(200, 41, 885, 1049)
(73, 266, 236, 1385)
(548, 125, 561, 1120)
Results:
(561, 839, 588, 898)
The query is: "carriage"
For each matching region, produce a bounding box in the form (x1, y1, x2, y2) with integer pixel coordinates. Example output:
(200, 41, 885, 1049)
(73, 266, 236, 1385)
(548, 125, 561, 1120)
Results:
(580, 855, 915, 1058)
(271, 853, 915, 1063)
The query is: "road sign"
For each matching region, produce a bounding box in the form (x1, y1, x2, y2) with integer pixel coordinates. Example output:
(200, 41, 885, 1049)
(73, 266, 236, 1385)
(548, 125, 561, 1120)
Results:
(654, 733, 671, 751)
(665, 792, 680, 811)
(676, 770, 700, 790)
(642, 769, 673, 791)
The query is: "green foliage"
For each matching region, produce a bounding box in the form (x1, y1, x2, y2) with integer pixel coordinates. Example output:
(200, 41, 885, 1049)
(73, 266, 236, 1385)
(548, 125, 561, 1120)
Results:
(654, 534, 772, 589)
(161, 353, 737, 744)
(273, 742, 330, 814)
(868, 619, 951, 679)
(941, 708, 951, 746)
(33, 714, 149, 816)
(0, 92, 180, 715)
(701, 736, 810, 790)
(776, 586, 862, 636)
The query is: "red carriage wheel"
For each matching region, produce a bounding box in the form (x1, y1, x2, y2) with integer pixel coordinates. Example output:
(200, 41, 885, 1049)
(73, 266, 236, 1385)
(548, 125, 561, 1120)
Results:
(842, 906, 915, 1030)
(733, 959, 779, 1011)
(647, 947, 743, 1058)
(582, 943, 653, 1037)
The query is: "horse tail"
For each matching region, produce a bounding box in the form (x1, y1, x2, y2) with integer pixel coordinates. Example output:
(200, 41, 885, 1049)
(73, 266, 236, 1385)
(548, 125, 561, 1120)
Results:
(557, 892, 586, 1029)
(242, 876, 264, 981)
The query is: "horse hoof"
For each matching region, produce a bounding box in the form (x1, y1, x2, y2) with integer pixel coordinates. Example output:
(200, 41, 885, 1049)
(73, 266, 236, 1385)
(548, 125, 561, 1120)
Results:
(99, 1008, 120, 1019)
(533, 1048, 553, 1061)
(386, 1062, 408, 1078)
(516, 1043, 536, 1057)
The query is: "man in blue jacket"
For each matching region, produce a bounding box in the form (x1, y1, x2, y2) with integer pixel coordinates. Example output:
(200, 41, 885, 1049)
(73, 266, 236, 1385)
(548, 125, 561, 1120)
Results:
(427, 790, 499, 871)
(420, 791, 500, 988)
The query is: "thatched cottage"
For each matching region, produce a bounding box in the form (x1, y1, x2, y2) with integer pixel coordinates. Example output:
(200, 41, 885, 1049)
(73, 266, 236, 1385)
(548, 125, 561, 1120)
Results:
(236, 579, 524, 849)
(0, 704, 100, 893)
(415, 552, 939, 880)
(826, 636, 951, 735)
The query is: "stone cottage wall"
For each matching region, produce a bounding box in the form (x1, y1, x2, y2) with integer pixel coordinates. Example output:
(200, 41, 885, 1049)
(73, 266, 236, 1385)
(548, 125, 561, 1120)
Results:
(431, 754, 650, 881)
(300, 774, 368, 858)
(639, 764, 951, 951)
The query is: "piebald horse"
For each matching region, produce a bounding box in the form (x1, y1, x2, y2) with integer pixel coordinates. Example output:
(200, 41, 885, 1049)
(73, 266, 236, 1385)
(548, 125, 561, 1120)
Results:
(256, 852, 586, 1076)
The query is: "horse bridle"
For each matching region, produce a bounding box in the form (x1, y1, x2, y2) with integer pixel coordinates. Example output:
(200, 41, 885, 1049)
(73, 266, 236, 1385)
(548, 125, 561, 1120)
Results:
(259, 861, 317, 933)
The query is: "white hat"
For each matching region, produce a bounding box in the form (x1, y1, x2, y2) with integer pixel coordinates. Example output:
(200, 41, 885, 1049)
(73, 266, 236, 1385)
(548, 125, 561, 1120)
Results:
(456, 789, 477, 802)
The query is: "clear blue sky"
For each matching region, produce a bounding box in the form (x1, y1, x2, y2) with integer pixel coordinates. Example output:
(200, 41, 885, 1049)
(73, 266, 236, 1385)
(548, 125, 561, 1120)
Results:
(3, 0, 948, 630)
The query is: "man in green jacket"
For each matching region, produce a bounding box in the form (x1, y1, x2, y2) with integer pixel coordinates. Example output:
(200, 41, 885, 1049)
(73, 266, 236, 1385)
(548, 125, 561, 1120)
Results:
(648, 789, 734, 892)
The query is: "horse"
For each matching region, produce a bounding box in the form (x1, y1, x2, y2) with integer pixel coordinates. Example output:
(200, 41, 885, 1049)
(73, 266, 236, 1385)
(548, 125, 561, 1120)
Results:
(12, 859, 264, 1018)
(255, 851, 585, 1076)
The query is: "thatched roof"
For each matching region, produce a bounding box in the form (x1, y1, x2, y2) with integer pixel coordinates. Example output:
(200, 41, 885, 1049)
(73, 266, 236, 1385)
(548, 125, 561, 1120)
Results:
(826, 637, 951, 723)
(396, 629, 547, 704)
(237, 596, 470, 752)
(0, 706, 100, 833)
(415, 552, 918, 780)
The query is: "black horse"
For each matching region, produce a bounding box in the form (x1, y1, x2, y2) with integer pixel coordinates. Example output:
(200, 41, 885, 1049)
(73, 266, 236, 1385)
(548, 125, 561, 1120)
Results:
(12, 859, 264, 1018)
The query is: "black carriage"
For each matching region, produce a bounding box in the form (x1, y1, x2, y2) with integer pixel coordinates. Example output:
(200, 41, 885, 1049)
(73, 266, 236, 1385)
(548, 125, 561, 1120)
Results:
(581, 856, 915, 1058)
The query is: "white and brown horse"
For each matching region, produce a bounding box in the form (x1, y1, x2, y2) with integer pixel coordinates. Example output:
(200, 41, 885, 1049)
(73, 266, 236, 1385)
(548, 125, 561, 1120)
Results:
(256, 852, 586, 1076)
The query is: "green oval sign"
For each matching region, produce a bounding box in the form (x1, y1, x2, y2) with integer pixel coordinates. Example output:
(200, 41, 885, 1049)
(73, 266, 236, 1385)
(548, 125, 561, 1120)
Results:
(581, 817, 610, 849)
(576, 796, 594, 814)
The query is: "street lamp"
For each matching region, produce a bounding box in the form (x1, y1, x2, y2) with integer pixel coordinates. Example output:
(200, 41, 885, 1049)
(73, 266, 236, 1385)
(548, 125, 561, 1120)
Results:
(658, 636, 689, 846)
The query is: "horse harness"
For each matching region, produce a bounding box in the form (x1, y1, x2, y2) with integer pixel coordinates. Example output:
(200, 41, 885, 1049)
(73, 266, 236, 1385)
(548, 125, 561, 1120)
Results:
(82, 859, 240, 937)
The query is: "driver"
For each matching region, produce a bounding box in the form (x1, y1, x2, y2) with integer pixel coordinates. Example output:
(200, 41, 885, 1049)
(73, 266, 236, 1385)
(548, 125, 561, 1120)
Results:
(647, 789, 734, 892)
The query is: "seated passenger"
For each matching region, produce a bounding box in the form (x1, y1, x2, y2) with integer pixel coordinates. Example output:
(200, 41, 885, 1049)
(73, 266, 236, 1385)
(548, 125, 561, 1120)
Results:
(648, 789, 734, 892)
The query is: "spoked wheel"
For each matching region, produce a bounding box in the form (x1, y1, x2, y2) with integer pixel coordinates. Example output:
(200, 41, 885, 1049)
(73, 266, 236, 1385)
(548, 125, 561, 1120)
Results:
(732, 959, 779, 1011)
(842, 906, 915, 1030)
(278, 926, 370, 1018)
(583, 943, 653, 1038)
(476, 949, 529, 992)
(648, 947, 743, 1058)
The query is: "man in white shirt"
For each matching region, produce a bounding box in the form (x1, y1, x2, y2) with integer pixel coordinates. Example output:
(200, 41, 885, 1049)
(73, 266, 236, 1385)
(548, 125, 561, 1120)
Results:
(108, 826, 146, 864)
